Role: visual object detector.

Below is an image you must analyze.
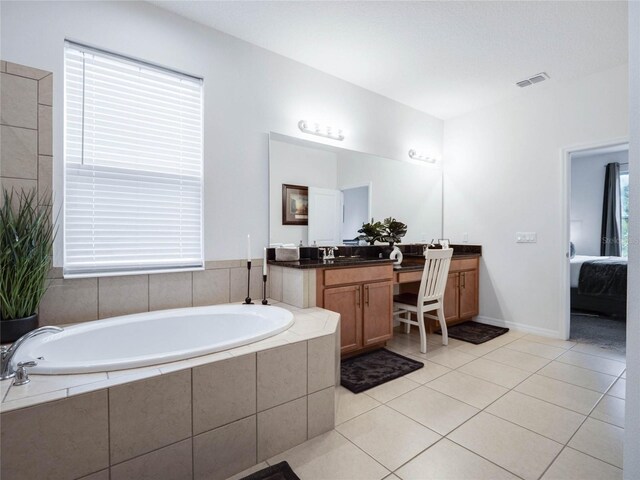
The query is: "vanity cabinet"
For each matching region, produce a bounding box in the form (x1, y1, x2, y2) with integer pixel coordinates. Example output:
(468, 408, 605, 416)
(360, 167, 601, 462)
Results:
(317, 264, 394, 356)
(443, 257, 479, 323)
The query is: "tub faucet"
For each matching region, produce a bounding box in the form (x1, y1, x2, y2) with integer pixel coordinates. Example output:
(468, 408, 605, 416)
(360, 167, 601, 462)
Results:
(0, 326, 63, 381)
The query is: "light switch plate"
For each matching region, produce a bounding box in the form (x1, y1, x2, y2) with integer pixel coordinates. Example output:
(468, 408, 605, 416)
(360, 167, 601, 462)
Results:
(516, 232, 537, 243)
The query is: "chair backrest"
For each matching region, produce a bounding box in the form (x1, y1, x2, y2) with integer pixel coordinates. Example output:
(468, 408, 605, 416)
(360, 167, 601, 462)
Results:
(418, 248, 454, 304)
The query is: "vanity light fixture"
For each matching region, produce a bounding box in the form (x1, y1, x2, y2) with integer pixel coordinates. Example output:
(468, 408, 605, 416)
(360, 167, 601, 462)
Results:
(408, 149, 436, 163)
(298, 120, 344, 141)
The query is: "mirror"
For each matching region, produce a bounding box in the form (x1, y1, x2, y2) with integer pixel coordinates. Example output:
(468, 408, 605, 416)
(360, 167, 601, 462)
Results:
(269, 133, 443, 246)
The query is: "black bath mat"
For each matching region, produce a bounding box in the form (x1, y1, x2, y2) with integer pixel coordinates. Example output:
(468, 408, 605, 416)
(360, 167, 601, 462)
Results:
(240, 461, 300, 480)
(341, 348, 423, 393)
(437, 321, 509, 344)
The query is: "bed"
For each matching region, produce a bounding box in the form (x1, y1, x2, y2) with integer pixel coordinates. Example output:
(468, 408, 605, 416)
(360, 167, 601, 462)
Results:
(570, 255, 627, 318)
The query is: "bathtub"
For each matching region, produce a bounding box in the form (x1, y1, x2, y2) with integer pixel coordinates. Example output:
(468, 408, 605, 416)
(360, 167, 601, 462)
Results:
(17, 304, 294, 374)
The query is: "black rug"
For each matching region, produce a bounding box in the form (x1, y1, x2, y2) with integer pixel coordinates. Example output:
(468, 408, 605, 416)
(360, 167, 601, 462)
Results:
(437, 321, 509, 344)
(340, 348, 423, 393)
(240, 462, 300, 480)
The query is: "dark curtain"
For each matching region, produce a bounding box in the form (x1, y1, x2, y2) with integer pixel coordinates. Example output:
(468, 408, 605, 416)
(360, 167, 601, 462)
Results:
(601, 162, 622, 256)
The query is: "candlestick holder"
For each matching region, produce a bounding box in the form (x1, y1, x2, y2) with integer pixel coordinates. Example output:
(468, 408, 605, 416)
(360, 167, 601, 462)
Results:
(261, 274, 269, 305)
(243, 261, 254, 305)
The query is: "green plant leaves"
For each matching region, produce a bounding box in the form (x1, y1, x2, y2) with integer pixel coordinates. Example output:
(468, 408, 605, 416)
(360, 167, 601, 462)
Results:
(357, 217, 407, 245)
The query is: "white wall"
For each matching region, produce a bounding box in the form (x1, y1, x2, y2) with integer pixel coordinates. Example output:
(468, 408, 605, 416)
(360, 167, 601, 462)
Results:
(571, 150, 628, 256)
(268, 140, 337, 245)
(0, 0, 443, 263)
(624, 2, 640, 478)
(443, 64, 628, 336)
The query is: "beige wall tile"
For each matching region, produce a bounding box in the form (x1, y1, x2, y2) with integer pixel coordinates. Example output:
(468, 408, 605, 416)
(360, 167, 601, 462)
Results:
(257, 342, 307, 411)
(0, 60, 6, 72)
(282, 268, 308, 308)
(268, 266, 283, 302)
(37, 155, 53, 204)
(193, 353, 256, 434)
(0, 72, 37, 128)
(257, 397, 307, 461)
(0, 125, 38, 179)
(0, 391, 109, 480)
(109, 370, 192, 464)
(38, 73, 52, 106)
(308, 386, 335, 438)
(149, 271, 192, 310)
(194, 416, 257, 480)
(5, 62, 50, 80)
(39, 278, 98, 325)
(98, 275, 149, 319)
(230, 266, 263, 303)
(78, 470, 109, 480)
(111, 439, 192, 480)
(193, 268, 230, 306)
(205, 259, 242, 269)
(308, 334, 336, 393)
(0, 177, 37, 209)
(37, 104, 52, 156)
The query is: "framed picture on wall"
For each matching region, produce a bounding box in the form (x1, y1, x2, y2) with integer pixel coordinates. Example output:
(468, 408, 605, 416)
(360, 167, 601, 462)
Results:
(282, 184, 309, 225)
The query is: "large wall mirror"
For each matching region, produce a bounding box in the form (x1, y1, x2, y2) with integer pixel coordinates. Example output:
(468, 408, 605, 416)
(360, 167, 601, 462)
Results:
(269, 133, 443, 246)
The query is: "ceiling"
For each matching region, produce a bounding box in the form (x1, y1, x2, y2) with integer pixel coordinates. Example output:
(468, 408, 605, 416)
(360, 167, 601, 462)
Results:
(150, 1, 628, 120)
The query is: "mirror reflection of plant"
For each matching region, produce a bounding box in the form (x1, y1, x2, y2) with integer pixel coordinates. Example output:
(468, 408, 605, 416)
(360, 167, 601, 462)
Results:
(358, 220, 385, 245)
(381, 217, 407, 244)
(0, 189, 56, 320)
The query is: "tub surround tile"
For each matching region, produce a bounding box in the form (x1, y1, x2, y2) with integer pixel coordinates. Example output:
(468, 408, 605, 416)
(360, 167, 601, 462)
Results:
(308, 334, 336, 393)
(268, 265, 284, 301)
(111, 439, 192, 480)
(0, 391, 109, 480)
(38, 73, 53, 105)
(0, 72, 38, 128)
(37, 155, 53, 203)
(193, 268, 230, 306)
(68, 370, 162, 397)
(39, 277, 98, 326)
(107, 365, 162, 380)
(98, 275, 149, 318)
(0, 124, 38, 179)
(38, 104, 52, 155)
(109, 370, 192, 464)
(308, 386, 335, 438)
(78, 470, 110, 480)
(0, 388, 68, 412)
(149, 271, 193, 310)
(0, 379, 11, 402)
(0, 177, 37, 208)
(193, 353, 256, 434)
(257, 397, 308, 461)
(229, 336, 290, 357)
(4, 372, 107, 402)
(230, 265, 263, 302)
(226, 462, 269, 480)
(5, 61, 50, 80)
(257, 342, 307, 411)
(159, 350, 233, 374)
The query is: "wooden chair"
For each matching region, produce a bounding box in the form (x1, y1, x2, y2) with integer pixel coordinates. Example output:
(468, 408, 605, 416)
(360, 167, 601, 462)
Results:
(393, 248, 454, 353)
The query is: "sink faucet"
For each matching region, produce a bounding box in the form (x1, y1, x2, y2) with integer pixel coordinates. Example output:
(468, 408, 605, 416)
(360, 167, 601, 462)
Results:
(325, 247, 338, 260)
(0, 326, 63, 381)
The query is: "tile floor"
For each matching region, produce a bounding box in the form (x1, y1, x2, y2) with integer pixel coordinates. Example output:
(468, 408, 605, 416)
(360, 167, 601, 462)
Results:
(229, 328, 625, 480)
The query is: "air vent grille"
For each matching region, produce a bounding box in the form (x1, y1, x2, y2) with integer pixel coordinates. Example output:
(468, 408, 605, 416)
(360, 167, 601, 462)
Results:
(517, 72, 549, 88)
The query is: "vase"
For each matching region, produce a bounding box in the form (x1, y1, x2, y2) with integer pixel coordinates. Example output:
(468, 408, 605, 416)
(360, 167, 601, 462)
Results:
(0, 313, 39, 343)
(389, 243, 403, 266)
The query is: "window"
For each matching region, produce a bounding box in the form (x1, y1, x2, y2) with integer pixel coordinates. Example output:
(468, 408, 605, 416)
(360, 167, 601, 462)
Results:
(64, 42, 203, 277)
(620, 169, 629, 257)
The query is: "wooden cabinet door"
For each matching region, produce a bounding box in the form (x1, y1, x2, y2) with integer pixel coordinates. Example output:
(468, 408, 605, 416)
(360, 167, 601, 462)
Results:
(443, 272, 460, 322)
(459, 270, 479, 319)
(362, 281, 394, 346)
(324, 285, 362, 354)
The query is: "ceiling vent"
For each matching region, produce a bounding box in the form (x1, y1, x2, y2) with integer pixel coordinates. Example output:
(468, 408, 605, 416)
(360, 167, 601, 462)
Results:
(517, 72, 549, 88)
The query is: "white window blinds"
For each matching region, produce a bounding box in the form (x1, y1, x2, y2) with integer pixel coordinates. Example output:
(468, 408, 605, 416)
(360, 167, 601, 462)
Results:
(64, 41, 204, 277)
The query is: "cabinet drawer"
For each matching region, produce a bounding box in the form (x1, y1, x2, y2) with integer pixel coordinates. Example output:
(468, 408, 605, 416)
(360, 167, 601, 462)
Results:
(323, 265, 393, 287)
(450, 257, 478, 272)
(396, 270, 422, 284)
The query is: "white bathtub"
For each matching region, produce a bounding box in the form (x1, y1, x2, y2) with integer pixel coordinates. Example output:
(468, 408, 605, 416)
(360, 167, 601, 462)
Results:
(17, 304, 294, 374)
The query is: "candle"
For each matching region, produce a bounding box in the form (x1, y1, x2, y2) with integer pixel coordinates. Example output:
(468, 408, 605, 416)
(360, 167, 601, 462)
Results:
(247, 234, 251, 262)
(263, 247, 267, 275)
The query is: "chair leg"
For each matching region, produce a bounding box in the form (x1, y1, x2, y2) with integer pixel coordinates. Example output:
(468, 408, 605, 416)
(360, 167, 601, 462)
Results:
(417, 310, 427, 354)
(437, 307, 448, 346)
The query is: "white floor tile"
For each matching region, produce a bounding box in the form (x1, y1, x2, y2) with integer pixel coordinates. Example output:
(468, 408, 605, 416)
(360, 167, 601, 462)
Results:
(448, 412, 563, 480)
(521, 334, 577, 350)
(537, 361, 617, 393)
(226, 462, 269, 480)
(568, 418, 624, 468)
(335, 386, 381, 425)
(556, 351, 625, 376)
(484, 347, 551, 372)
(590, 395, 625, 428)
(427, 371, 508, 409)
(514, 374, 603, 415)
(570, 343, 626, 362)
(403, 361, 450, 384)
(388, 386, 479, 435)
(504, 339, 567, 360)
(364, 376, 420, 404)
(267, 430, 390, 480)
(541, 447, 622, 480)
(458, 357, 531, 389)
(486, 390, 585, 444)
(421, 349, 476, 369)
(336, 405, 440, 471)
(396, 438, 518, 480)
(608, 378, 626, 399)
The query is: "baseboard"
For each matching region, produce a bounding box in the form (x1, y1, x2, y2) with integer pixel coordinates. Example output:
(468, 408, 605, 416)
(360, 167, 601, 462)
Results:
(475, 315, 562, 339)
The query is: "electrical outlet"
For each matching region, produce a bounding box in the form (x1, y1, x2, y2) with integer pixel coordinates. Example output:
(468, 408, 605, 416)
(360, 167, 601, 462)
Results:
(463, 232, 468, 243)
(516, 232, 537, 243)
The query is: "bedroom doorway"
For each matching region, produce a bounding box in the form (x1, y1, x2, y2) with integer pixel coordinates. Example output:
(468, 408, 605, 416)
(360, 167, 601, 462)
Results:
(565, 140, 628, 357)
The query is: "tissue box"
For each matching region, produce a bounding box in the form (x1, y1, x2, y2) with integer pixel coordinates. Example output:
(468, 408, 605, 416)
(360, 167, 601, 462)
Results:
(275, 247, 300, 261)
